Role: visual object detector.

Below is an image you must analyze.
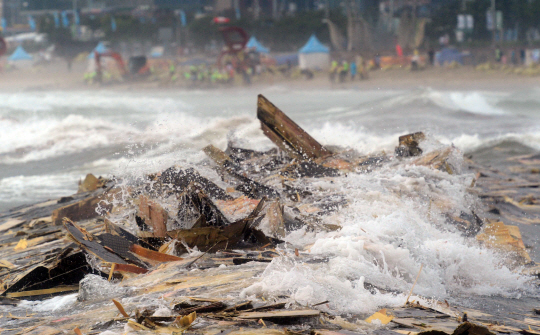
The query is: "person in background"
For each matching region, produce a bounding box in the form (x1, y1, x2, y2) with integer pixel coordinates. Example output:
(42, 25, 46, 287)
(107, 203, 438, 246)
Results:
(396, 43, 403, 58)
(428, 47, 435, 66)
(495, 46, 503, 62)
(511, 50, 517, 65)
(374, 54, 381, 69)
(520, 49, 526, 65)
(330, 60, 338, 82)
(411, 49, 420, 71)
(359, 56, 369, 80)
(350, 60, 357, 80)
(339, 60, 349, 83)
(169, 61, 176, 82)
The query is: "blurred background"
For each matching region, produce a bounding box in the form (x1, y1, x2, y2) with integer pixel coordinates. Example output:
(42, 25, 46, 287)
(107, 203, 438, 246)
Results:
(0, 0, 540, 87)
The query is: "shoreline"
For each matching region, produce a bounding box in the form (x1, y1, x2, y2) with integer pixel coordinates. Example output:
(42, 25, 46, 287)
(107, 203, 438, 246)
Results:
(0, 59, 539, 92)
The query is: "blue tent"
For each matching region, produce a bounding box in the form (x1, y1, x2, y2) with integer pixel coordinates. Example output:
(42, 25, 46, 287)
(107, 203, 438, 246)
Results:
(275, 54, 298, 66)
(436, 47, 463, 66)
(299, 34, 329, 54)
(87, 42, 109, 59)
(246, 36, 269, 53)
(8, 45, 32, 61)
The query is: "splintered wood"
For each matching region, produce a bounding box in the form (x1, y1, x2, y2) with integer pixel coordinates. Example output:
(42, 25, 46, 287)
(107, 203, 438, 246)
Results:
(0, 94, 538, 335)
(257, 94, 332, 161)
(476, 221, 531, 263)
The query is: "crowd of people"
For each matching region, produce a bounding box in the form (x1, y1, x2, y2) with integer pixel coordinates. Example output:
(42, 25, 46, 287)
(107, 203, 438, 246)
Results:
(329, 56, 371, 83)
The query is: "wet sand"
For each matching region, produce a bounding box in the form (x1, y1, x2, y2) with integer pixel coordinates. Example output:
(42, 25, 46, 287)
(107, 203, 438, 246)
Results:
(0, 58, 538, 92)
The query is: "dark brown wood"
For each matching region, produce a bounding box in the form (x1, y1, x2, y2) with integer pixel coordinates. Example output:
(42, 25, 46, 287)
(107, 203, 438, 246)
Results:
(52, 195, 112, 226)
(138, 195, 168, 238)
(129, 244, 183, 262)
(168, 198, 270, 252)
(113, 263, 149, 275)
(202, 144, 280, 199)
(63, 219, 128, 264)
(257, 94, 331, 160)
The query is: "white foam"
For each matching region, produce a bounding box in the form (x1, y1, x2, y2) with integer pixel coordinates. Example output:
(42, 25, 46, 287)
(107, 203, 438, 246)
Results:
(241, 152, 531, 315)
(425, 90, 505, 115)
(0, 173, 81, 203)
(439, 131, 540, 152)
(18, 293, 78, 312)
(0, 90, 192, 113)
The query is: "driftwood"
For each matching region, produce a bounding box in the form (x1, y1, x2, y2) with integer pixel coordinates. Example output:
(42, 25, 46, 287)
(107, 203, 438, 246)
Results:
(52, 195, 112, 226)
(257, 94, 332, 161)
(0, 94, 538, 334)
(203, 144, 280, 199)
(168, 197, 272, 252)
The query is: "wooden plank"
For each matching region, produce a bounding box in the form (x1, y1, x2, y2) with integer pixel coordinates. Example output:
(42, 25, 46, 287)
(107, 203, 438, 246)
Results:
(5, 285, 79, 298)
(257, 94, 331, 160)
(203, 144, 234, 168)
(63, 219, 128, 264)
(203, 144, 280, 199)
(129, 244, 183, 262)
(52, 195, 112, 226)
(137, 195, 168, 238)
(238, 309, 320, 319)
(113, 263, 149, 275)
(0, 219, 25, 232)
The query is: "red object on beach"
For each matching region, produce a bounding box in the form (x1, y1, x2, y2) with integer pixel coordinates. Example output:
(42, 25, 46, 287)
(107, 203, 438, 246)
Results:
(213, 16, 230, 24)
(0, 37, 7, 56)
(396, 43, 403, 57)
(95, 51, 127, 76)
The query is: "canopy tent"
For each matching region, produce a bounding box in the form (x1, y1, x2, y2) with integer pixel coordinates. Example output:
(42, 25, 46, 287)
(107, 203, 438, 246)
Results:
(87, 42, 109, 59)
(298, 34, 329, 70)
(8, 45, 32, 61)
(246, 36, 269, 53)
(299, 34, 330, 54)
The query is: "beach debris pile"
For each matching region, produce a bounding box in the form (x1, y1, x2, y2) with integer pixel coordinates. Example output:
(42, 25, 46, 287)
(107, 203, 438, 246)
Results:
(0, 95, 538, 334)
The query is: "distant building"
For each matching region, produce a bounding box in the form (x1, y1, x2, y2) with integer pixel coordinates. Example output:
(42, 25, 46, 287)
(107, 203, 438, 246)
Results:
(379, 0, 434, 18)
(211, 0, 340, 18)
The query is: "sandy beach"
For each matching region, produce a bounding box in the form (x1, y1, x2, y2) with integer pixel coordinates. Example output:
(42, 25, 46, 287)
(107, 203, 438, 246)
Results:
(0, 58, 538, 92)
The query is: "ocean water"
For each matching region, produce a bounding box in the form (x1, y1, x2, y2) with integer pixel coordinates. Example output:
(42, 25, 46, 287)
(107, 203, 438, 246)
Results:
(1, 87, 539, 211)
(1, 86, 540, 319)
